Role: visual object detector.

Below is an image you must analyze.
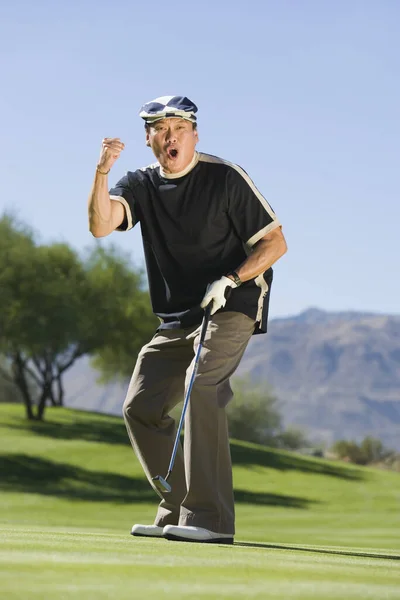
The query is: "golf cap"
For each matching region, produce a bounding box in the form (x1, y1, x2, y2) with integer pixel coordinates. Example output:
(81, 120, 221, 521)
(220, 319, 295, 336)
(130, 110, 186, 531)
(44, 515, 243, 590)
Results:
(139, 95, 198, 124)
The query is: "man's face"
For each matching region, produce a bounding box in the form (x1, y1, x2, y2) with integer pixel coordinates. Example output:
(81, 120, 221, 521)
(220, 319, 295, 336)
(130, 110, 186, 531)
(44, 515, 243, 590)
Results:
(146, 118, 199, 174)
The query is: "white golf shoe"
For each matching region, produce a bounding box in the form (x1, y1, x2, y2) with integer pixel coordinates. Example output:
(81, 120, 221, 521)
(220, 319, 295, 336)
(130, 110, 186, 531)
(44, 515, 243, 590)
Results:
(163, 525, 234, 544)
(131, 524, 164, 538)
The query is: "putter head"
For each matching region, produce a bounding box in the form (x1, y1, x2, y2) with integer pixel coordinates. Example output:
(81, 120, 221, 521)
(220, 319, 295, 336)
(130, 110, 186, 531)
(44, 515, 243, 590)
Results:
(152, 475, 171, 493)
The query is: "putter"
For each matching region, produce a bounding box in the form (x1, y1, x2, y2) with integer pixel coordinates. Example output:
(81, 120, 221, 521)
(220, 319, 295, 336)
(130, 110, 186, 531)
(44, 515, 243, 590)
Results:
(152, 303, 212, 493)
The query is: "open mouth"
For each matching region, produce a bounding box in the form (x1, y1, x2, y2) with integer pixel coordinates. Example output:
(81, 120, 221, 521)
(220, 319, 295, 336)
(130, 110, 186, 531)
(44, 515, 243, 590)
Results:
(167, 148, 178, 159)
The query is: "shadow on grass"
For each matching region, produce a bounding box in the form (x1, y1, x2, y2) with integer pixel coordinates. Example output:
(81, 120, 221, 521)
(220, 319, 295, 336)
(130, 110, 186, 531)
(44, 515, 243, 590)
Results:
(0, 454, 315, 508)
(7, 416, 128, 446)
(234, 542, 400, 561)
(234, 489, 317, 509)
(8, 416, 363, 482)
(230, 443, 364, 481)
(0, 454, 152, 503)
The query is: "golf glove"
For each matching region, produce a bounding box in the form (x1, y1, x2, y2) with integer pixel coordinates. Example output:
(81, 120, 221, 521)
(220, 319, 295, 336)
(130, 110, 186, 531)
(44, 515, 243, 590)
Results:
(200, 276, 238, 316)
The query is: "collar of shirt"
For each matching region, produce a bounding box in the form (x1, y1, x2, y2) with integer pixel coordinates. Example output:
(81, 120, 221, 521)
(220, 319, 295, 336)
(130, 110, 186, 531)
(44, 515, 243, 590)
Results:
(159, 151, 200, 179)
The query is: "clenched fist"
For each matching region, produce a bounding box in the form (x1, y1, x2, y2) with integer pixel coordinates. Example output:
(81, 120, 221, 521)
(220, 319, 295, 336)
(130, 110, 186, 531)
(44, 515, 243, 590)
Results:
(97, 138, 125, 173)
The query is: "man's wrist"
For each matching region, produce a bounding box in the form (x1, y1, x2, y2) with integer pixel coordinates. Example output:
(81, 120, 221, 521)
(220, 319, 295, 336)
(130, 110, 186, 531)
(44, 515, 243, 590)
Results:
(226, 271, 242, 287)
(96, 165, 110, 175)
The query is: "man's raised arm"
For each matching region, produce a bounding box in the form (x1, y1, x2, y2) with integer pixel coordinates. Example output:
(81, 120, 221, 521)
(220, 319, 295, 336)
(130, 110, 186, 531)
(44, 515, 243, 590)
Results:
(88, 137, 125, 238)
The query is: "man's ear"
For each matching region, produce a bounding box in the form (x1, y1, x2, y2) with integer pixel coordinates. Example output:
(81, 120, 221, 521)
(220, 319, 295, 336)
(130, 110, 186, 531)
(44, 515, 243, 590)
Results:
(145, 132, 151, 147)
(194, 128, 199, 144)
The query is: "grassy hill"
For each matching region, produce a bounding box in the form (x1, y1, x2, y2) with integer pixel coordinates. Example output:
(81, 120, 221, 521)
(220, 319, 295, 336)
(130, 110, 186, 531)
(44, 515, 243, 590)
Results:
(1, 403, 399, 599)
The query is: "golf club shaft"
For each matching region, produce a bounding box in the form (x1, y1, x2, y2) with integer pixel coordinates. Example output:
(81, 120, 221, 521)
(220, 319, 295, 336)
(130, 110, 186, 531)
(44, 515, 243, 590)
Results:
(165, 304, 212, 479)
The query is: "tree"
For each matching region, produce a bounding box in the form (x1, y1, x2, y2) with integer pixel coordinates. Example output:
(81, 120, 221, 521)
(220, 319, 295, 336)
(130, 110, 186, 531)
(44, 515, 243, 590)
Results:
(275, 426, 311, 451)
(227, 377, 282, 445)
(360, 436, 389, 463)
(332, 436, 391, 465)
(332, 440, 368, 465)
(0, 357, 25, 403)
(0, 215, 156, 420)
(86, 246, 158, 382)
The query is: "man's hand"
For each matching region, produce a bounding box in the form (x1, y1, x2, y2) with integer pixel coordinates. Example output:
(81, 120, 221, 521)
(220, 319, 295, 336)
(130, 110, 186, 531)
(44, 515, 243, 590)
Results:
(200, 276, 237, 316)
(98, 138, 125, 173)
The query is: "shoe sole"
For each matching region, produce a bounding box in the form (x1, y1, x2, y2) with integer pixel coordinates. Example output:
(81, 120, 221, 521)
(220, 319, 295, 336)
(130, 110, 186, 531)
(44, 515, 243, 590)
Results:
(130, 532, 164, 539)
(164, 533, 234, 545)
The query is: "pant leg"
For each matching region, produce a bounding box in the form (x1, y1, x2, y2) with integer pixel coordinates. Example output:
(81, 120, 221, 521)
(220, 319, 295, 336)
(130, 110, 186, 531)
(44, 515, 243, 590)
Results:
(123, 329, 193, 526)
(179, 311, 255, 534)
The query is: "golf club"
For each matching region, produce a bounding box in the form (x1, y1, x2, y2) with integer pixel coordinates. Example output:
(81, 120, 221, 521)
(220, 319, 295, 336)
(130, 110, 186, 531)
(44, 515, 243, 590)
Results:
(152, 303, 212, 493)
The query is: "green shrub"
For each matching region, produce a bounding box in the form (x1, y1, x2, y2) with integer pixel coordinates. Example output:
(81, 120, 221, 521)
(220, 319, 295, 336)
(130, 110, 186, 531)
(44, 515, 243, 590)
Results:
(227, 377, 282, 445)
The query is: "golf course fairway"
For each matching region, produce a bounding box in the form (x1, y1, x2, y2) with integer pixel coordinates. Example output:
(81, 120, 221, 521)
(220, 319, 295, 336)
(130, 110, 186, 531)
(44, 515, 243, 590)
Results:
(1, 404, 399, 599)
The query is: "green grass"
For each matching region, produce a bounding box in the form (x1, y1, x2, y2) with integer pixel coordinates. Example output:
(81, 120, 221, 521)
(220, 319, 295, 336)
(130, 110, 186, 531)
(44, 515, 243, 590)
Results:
(0, 403, 399, 599)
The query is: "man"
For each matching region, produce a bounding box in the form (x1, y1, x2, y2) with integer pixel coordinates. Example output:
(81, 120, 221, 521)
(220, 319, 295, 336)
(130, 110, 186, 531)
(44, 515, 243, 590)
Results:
(88, 95, 287, 544)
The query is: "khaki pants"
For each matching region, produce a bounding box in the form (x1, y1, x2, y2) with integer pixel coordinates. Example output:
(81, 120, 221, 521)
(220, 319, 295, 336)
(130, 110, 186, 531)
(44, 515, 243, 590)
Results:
(122, 311, 255, 535)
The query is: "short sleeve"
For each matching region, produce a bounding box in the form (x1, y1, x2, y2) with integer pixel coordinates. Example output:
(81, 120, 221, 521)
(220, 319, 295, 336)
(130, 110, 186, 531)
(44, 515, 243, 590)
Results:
(109, 173, 138, 231)
(226, 164, 281, 248)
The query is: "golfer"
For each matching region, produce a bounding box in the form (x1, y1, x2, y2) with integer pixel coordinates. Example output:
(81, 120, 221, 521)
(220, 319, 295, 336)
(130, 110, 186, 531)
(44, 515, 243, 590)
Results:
(88, 96, 287, 544)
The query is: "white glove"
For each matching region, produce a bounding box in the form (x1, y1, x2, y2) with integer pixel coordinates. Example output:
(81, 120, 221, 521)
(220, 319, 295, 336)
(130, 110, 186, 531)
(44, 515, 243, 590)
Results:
(200, 276, 237, 316)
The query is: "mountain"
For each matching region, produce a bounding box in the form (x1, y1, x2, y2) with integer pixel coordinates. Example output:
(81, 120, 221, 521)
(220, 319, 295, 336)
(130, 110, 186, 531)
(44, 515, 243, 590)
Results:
(237, 308, 400, 449)
(63, 308, 400, 450)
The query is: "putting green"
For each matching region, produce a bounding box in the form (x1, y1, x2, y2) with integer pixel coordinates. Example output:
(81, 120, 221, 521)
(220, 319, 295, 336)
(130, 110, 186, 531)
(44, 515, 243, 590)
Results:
(1, 404, 400, 598)
(1, 528, 399, 600)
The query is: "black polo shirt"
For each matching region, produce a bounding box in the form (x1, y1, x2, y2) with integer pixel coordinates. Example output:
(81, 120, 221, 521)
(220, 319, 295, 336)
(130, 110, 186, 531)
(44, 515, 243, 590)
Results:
(109, 152, 281, 334)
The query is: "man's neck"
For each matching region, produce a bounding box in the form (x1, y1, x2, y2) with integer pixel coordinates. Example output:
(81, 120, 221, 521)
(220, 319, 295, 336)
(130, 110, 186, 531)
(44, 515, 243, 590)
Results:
(160, 152, 199, 179)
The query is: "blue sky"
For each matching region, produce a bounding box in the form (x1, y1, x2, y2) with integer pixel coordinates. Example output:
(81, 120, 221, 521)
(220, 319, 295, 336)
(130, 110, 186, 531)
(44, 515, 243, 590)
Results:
(1, 0, 399, 318)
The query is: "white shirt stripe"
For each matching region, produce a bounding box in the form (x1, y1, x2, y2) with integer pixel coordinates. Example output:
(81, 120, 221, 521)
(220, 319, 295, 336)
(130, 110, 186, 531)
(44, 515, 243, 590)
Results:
(198, 153, 281, 247)
(110, 195, 133, 231)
